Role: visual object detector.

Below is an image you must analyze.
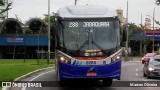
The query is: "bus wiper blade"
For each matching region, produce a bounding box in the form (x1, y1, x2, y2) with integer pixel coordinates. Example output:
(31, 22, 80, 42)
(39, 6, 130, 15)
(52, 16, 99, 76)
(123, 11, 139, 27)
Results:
(91, 40, 108, 55)
(76, 40, 89, 51)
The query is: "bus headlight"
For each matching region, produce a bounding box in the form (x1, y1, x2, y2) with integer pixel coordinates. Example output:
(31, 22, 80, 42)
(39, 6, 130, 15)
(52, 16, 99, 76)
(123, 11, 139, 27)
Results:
(60, 56, 65, 62)
(111, 55, 121, 62)
(59, 55, 71, 64)
(116, 56, 120, 59)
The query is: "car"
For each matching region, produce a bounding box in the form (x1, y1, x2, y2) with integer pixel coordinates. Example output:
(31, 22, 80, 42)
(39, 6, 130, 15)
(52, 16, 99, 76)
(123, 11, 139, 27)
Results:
(143, 55, 160, 79)
(141, 53, 157, 64)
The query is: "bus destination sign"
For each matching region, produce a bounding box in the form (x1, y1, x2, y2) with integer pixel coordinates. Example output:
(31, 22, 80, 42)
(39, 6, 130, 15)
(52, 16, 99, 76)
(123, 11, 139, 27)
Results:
(69, 22, 110, 28)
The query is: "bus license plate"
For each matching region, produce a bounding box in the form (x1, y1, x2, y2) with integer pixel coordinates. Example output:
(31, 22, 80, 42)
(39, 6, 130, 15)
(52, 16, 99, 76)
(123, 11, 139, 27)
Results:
(87, 72, 97, 76)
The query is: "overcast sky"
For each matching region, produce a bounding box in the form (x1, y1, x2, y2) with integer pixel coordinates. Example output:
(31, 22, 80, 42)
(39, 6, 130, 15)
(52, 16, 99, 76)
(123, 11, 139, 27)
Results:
(8, 0, 160, 27)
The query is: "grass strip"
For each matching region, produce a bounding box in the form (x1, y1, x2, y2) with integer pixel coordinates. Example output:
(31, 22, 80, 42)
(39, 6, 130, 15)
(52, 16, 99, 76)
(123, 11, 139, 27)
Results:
(0, 59, 54, 82)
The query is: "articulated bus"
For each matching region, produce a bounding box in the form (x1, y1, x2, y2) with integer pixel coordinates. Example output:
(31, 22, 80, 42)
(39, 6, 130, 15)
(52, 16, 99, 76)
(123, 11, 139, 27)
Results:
(55, 5, 123, 86)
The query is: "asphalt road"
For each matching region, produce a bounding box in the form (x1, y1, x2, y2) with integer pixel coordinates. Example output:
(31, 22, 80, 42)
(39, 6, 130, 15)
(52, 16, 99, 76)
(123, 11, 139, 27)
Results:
(9, 61, 160, 90)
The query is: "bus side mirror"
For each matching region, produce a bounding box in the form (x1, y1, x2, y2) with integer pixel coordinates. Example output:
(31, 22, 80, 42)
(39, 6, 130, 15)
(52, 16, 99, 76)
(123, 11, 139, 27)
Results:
(51, 26, 58, 36)
(122, 30, 127, 41)
(120, 27, 126, 47)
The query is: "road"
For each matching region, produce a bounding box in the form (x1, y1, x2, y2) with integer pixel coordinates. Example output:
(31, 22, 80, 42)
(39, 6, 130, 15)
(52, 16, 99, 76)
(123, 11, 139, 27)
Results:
(9, 61, 160, 90)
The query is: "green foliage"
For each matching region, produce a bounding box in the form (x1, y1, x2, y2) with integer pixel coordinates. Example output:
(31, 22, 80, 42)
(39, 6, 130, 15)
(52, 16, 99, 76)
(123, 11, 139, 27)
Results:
(0, 59, 54, 81)
(43, 12, 57, 27)
(43, 12, 57, 36)
(128, 23, 148, 55)
(128, 23, 143, 32)
(25, 28, 33, 34)
(128, 23, 145, 41)
(0, 2, 12, 14)
(156, 0, 160, 5)
(0, 0, 4, 6)
(39, 27, 48, 35)
(155, 20, 160, 25)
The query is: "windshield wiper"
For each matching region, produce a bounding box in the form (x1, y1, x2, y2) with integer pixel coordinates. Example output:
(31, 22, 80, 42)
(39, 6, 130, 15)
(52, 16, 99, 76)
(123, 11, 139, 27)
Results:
(76, 40, 89, 51)
(91, 40, 108, 55)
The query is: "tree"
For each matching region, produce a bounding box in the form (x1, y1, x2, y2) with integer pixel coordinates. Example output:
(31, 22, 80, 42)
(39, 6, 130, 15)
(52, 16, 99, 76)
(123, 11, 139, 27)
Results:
(43, 12, 57, 26)
(156, 0, 160, 5)
(43, 12, 57, 35)
(0, 2, 12, 14)
(128, 23, 146, 55)
(43, 13, 57, 53)
(0, 0, 4, 5)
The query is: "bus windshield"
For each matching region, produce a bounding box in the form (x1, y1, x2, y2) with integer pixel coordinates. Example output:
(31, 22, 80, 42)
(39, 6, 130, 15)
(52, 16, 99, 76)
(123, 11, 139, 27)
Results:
(59, 19, 120, 51)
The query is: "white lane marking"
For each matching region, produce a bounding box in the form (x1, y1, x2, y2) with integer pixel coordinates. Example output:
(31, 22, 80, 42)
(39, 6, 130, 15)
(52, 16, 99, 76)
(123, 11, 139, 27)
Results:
(15, 67, 54, 81)
(21, 70, 55, 90)
(136, 69, 138, 71)
(2, 87, 7, 90)
(142, 79, 147, 81)
(136, 73, 138, 76)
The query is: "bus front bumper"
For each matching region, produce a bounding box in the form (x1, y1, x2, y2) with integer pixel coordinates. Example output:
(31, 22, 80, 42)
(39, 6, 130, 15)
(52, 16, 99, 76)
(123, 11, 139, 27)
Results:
(58, 60, 121, 80)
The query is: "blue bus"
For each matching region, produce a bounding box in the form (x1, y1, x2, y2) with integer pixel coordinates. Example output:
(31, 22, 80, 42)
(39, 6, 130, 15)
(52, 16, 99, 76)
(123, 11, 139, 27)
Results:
(55, 5, 123, 86)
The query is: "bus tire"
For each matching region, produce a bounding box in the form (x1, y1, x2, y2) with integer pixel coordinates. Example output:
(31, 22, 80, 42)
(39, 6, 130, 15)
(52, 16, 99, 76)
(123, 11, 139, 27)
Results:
(103, 78, 113, 87)
(59, 80, 68, 87)
(59, 80, 64, 86)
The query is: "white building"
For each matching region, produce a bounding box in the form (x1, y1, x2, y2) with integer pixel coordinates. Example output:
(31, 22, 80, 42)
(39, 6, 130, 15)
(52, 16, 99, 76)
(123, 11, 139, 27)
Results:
(117, 9, 125, 26)
(145, 17, 151, 29)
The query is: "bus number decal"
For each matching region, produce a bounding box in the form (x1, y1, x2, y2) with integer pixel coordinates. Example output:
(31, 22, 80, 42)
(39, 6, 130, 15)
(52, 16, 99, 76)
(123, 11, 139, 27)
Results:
(69, 22, 78, 27)
(103, 61, 106, 64)
(86, 61, 96, 65)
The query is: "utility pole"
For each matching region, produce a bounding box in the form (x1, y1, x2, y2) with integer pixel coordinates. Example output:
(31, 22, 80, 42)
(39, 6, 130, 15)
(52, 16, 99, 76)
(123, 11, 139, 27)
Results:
(125, 0, 129, 61)
(47, 0, 51, 64)
(75, 0, 77, 5)
(141, 13, 142, 26)
(140, 13, 142, 54)
(152, 7, 155, 52)
(146, 8, 155, 52)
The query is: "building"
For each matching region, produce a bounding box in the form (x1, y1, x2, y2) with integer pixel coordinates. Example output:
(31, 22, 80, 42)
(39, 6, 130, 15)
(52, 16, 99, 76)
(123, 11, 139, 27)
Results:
(145, 17, 151, 29)
(144, 29, 160, 52)
(0, 18, 51, 59)
(117, 9, 125, 26)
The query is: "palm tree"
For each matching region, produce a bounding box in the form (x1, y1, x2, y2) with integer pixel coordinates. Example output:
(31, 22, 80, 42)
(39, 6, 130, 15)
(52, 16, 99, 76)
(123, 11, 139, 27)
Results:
(156, 0, 160, 5)
(0, 2, 12, 14)
(0, 0, 4, 5)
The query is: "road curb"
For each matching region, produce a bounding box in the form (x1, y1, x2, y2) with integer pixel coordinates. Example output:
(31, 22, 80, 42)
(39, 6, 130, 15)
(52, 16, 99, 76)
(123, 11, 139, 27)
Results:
(2, 66, 54, 90)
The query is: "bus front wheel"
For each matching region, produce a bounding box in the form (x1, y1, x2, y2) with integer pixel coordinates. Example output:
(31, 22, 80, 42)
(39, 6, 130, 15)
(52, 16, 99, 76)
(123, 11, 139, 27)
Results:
(103, 78, 113, 87)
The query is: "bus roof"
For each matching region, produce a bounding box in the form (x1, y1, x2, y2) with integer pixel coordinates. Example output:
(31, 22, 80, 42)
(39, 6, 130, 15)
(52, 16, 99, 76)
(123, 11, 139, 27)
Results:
(57, 5, 117, 19)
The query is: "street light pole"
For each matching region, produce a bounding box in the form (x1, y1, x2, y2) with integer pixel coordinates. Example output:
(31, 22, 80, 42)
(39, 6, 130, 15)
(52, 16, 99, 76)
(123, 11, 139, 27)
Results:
(153, 7, 155, 52)
(125, 0, 129, 61)
(146, 8, 155, 52)
(47, 0, 51, 64)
